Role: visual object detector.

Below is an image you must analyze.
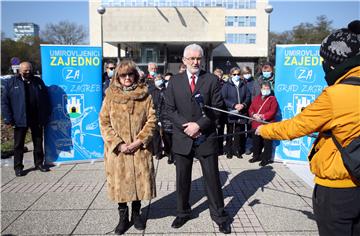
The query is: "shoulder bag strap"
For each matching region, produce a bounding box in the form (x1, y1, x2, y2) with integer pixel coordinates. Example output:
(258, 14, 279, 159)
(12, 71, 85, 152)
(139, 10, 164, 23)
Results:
(339, 76, 360, 85)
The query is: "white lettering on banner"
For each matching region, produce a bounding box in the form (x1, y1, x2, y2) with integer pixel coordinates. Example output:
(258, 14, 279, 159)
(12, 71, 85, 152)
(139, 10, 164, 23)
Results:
(277, 84, 299, 93)
(301, 85, 324, 93)
(284, 49, 319, 57)
(49, 50, 100, 57)
(66, 69, 81, 81)
(69, 84, 101, 93)
(277, 84, 325, 94)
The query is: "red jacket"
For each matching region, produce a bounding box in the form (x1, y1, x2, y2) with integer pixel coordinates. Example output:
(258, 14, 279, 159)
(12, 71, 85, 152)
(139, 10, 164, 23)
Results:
(249, 95, 278, 129)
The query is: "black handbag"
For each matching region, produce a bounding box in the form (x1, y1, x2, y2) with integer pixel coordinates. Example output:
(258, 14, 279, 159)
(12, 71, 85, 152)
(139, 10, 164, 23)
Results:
(331, 134, 360, 182)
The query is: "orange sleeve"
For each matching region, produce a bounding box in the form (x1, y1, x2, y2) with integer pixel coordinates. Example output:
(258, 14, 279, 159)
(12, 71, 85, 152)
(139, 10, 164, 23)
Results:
(260, 90, 333, 140)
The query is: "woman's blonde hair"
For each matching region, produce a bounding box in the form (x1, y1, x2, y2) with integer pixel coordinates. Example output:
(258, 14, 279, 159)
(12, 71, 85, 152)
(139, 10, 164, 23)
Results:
(114, 59, 140, 83)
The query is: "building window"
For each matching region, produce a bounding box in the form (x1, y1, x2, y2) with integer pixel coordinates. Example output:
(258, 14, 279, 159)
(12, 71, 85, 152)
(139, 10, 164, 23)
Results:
(225, 16, 256, 27)
(101, 0, 257, 8)
(225, 33, 256, 44)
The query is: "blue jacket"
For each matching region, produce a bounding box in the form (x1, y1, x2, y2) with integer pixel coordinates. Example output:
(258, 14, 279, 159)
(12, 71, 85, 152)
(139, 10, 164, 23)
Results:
(221, 78, 251, 124)
(1, 74, 51, 127)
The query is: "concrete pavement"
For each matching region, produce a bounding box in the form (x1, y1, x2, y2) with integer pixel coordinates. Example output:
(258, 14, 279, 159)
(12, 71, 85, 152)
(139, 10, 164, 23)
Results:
(1, 145, 318, 235)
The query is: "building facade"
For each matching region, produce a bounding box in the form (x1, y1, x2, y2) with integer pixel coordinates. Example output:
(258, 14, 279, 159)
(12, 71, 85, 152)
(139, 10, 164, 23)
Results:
(13, 23, 40, 41)
(89, 0, 270, 74)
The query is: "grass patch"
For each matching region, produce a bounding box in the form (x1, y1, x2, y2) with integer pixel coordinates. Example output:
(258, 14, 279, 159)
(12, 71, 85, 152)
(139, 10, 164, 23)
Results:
(1, 132, 32, 152)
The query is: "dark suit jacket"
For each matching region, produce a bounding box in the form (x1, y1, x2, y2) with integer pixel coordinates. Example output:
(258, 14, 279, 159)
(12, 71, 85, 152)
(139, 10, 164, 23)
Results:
(164, 70, 223, 156)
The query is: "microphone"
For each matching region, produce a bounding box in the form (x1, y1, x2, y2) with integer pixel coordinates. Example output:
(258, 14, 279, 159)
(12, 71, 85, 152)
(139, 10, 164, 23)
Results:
(194, 93, 205, 116)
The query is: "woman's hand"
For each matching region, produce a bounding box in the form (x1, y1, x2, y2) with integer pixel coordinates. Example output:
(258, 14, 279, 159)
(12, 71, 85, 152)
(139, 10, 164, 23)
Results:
(253, 114, 263, 121)
(234, 104, 244, 111)
(127, 139, 143, 153)
(119, 143, 130, 153)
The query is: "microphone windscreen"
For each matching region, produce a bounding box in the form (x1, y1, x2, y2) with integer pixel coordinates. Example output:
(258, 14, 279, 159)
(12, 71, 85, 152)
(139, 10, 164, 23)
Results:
(194, 93, 204, 105)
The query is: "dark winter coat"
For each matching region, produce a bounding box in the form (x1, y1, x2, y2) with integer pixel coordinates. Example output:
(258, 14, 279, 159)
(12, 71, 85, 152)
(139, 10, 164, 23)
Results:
(149, 86, 172, 133)
(221, 79, 251, 124)
(245, 77, 260, 101)
(1, 74, 50, 127)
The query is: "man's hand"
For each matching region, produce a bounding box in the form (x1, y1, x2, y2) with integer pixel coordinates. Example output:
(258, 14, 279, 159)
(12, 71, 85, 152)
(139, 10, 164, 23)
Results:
(255, 125, 262, 136)
(182, 122, 200, 137)
(234, 104, 244, 111)
(5, 124, 14, 129)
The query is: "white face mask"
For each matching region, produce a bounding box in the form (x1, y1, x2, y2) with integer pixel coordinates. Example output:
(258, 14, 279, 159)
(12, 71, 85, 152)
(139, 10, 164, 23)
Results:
(107, 70, 114, 78)
(232, 75, 240, 82)
(150, 71, 157, 77)
(155, 79, 164, 88)
(243, 74, 252, 80)
(261, 89, 271, 96)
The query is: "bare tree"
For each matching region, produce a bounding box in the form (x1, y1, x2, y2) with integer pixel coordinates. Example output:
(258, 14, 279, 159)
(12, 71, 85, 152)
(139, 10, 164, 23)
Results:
(268, 15, 334, 63)
(41, 20, 87, 45)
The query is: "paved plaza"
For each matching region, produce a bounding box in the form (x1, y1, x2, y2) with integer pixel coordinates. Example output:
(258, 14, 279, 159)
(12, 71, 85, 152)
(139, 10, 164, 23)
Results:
(1, 144, 318, 235)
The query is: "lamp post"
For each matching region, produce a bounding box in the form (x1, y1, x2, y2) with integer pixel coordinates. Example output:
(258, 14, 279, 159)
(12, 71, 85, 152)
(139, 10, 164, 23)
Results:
(265, 4, 273, 62)
(97, 6, 106, 58)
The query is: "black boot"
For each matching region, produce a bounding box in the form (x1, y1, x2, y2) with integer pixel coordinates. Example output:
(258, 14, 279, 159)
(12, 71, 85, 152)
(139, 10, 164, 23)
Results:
(115, 205, 129, 235)
(131, 201, 146, 230)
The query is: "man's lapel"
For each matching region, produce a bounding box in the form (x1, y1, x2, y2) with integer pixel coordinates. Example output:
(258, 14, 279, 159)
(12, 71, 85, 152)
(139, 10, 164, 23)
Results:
(180, 72, 192, 97)
(193, 70, 207, 95)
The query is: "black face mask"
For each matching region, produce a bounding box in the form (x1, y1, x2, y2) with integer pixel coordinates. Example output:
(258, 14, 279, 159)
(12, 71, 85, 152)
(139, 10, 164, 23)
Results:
(322, 60, 337, 86)
(322, 55, 360, 86)
(21, 73, 31, 80)
(322, 60, 334, 75)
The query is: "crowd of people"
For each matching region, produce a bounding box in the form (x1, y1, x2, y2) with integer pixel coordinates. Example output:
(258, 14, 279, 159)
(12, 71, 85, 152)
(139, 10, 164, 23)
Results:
(102, 56, 279, 168)
(99, 44, 280, 234)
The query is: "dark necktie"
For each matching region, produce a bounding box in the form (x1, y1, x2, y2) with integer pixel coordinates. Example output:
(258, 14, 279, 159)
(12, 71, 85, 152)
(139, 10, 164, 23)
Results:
(190, 74, 196, 93)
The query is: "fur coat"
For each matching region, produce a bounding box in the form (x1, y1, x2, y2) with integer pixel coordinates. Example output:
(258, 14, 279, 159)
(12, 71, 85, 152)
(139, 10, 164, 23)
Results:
(99, 80, 157, 203)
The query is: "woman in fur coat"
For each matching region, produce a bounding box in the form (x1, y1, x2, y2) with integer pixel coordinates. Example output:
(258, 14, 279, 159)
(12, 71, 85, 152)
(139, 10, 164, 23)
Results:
(99, 60, 157, 235)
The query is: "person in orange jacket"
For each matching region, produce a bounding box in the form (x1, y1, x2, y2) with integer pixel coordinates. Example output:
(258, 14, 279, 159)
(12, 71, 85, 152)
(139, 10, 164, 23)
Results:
(256, 20, 360, 236)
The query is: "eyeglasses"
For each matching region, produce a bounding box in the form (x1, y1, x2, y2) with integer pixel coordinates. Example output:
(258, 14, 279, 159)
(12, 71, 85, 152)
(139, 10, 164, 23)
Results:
(108, 67, 115, 70)
(119, 72, 135, 78)
(232, 73, 240, 76)
(184, 57, 202, 62)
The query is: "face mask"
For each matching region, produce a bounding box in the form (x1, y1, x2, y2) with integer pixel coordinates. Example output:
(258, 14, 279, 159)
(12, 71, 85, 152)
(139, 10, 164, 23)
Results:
(107, 70, 114, 78)
(232, 75, 240, 82)
(150, 71, 157, 77)
(262, 71, 272, 79)
(155, 79, 164, 88)
(243, 74, 252, 80)
(22, 73, 30, 79)
(261, 89, 271, 96)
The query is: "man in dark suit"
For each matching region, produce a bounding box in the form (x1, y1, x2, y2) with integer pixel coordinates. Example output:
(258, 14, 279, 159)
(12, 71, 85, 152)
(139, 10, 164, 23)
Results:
(165, 44, 231, 234)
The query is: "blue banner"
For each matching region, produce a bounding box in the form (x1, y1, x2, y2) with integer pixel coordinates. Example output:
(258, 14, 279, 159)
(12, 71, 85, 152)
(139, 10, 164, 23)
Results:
(41, 45, 103, 164)
(274, 45, 327, 162)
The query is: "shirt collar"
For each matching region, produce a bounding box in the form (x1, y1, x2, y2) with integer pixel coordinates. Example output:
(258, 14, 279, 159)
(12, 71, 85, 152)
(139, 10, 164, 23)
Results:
(186, 69, 200, 80)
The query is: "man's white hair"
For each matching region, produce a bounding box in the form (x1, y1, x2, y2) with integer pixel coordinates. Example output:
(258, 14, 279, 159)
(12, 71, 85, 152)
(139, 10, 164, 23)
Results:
(147, 62, 157, 67)
(183, 44, 204, 57)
